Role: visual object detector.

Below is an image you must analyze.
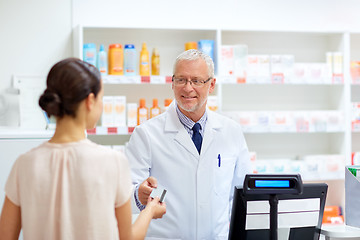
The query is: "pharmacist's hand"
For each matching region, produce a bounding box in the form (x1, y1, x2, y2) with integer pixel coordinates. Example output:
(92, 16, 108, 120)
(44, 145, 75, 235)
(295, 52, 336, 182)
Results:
(146, 196, 166, 219)
(138, 176, 158, 205)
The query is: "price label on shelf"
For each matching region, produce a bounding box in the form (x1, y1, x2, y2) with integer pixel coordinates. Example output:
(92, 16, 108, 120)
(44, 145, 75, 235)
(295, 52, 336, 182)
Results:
(117, 126, 128, 135)
(150, 76, 165, 84)
(103, 75, 122, 84)
(124, 76, 141, 84)
(128, 127, 135, 134)
(219, 76, 236, 84)
(87, 128, 96, 135)
(96, 126, 108, 135)
(140, 76, 150, 83)
(107, 127, 118, 134)
(165, 76, 173, 84)
(236, 77, 246, 84)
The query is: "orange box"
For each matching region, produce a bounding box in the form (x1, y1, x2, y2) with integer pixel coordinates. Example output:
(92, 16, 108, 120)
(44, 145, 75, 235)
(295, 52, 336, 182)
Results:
(322, 205, 344, 224)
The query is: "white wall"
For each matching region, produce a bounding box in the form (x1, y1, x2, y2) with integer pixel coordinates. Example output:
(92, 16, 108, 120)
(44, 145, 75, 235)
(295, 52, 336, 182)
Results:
(0, 0, 73, 126)
(0, 0, 359, 127)
(72, 0, 360, 32)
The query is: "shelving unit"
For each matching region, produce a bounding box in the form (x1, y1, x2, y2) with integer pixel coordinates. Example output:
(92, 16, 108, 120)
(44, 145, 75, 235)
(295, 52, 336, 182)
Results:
(350, 33, 360, 154)
(74, 26, 354, 189)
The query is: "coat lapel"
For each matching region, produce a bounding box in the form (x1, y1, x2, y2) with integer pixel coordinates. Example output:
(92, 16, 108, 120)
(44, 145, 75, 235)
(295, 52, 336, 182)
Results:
(165, 102, 199, 158)
(201, 110, 222, 154)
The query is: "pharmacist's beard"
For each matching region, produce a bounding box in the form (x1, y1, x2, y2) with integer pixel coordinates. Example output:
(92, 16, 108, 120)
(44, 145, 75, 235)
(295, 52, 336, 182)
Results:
(176, 97, 208, 113)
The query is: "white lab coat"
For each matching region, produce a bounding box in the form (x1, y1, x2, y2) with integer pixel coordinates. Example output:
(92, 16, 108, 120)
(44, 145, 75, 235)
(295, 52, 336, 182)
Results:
(126, 102, 251, 240)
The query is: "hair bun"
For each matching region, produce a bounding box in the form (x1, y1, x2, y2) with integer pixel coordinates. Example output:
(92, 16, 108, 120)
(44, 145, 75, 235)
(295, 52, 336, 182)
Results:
(39, 90, 63, 117)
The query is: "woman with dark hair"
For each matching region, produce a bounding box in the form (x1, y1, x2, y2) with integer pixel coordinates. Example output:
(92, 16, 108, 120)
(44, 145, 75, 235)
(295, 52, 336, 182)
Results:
(0, 58, 166, 240)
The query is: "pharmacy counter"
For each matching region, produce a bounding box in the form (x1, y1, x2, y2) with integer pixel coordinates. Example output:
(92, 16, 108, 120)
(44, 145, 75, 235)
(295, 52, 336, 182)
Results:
(0, 129, 53, 209)
(321, 224, 360, 239)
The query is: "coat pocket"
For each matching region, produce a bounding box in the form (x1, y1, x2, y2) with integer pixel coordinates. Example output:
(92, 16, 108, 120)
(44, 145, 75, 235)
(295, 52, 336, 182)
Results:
(214, 156, 236, 196)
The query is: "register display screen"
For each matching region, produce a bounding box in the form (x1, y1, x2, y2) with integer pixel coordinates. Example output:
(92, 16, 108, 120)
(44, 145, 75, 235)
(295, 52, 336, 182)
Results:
(247, 179, 296, 189)
(255, 180, 290, 188)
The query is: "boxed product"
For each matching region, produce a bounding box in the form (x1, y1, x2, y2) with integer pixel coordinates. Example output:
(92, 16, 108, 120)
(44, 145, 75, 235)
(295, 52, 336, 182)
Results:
(323, 206, 344, 224)
(326, 111, 344, 132)
(219, 45, 234, 76)
(292, 63, 329, 84)
(233, 45, 248, 83)
(219, 45, 248, 83)
(326, 52, 344, 84)
(255, 112, 270, 132)
(102, 96, 127, 127)
(293, 111, 310, 132)
(309, 111, 327, 132)
(237, 111, 256, 132)
(247, 55, 271, 84)
(127, 103, 138, 127)
(287, 160, 306, 174)
(253, 160, 271, 174)
(269, 111, 292, 132)
(308, 63, 330, 84)
(270, 55, 294, 84)
(292, 63, 306, 84)
(102, 96, 114, 127)
(350, 61, 360, 84)
(351, 102, 360, 131)
(113, 96, 126, 126)
(333, 52, 343, 76)
(207, 95, 218, 112)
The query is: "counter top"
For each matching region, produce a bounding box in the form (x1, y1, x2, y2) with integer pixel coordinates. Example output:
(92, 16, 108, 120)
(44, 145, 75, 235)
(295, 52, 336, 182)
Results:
(0, 128, 54, 139)
(321, 224, 360, 238)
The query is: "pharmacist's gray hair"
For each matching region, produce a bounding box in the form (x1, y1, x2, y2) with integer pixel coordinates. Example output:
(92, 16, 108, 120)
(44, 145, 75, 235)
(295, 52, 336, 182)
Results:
(173, 49, 214, 78)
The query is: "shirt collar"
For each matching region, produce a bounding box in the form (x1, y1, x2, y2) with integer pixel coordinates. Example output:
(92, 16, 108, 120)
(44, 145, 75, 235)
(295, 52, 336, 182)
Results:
(175, 104, 207, 130)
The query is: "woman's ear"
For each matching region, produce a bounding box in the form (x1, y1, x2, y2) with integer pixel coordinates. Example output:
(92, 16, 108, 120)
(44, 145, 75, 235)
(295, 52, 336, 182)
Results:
(85, 93, 96, 111)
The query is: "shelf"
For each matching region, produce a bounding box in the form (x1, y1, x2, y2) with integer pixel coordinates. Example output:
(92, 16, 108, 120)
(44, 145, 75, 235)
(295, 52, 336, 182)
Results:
(76, 26, 218, 76)
(221, 30, 344, 63)
(87, 126, 134, 135)
(301, 171, 344, 181)
(103, 75, 345, 85)
(218, 76, 344, 85)
(74, 25, 352, 167)
(0, 128, 54, 139)
(102, 75, 172, 84)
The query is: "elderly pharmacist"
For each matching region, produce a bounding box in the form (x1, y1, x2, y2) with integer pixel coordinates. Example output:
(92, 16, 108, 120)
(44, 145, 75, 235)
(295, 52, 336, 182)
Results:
(126, 49, 251, 239)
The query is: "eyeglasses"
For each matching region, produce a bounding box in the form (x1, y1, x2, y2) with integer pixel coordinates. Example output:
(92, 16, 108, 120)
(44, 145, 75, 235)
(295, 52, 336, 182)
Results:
(172, 76, 212, 87)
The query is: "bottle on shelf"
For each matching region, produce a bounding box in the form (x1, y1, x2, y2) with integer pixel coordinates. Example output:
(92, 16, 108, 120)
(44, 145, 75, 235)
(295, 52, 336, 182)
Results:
(124, 44, 136, 76)
(139, 42, 150, 76)
(163, 98, 173, 112)
(151, 48, 160, 75)
(150, 98, 161, 118)
(198, 40, 214, 60)
(108, 44, 123, 75)
(97, 44, 108, 76)
(185, 42, 197, 51)
(83, 43, 97, 66)
(137, 98, 148, 125)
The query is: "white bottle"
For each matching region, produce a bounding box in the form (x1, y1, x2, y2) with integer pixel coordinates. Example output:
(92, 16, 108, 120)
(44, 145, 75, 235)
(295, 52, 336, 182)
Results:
(124, 44, 136, 76)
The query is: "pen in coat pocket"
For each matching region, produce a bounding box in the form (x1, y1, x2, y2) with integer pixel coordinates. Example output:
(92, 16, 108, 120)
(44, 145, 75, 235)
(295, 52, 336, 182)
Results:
(218, 154, 221, 167)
